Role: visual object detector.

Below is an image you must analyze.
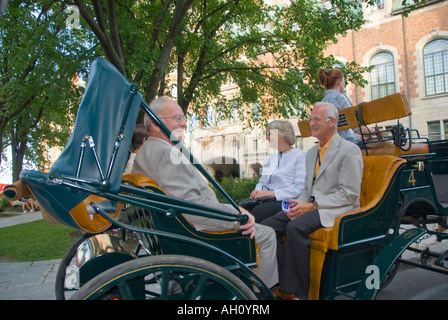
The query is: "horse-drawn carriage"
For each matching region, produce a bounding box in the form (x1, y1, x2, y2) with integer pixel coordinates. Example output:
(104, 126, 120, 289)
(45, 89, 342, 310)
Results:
(3, 58, 447, 300)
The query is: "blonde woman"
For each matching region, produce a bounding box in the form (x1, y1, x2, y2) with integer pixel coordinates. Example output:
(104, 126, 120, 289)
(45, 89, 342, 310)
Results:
(248, 120, 306, 223)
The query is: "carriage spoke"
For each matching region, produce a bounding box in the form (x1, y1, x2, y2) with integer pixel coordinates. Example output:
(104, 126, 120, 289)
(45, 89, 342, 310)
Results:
(189, 274, 208, 300)
(117, 281, 137, 300)
(160, 270, 170, 299)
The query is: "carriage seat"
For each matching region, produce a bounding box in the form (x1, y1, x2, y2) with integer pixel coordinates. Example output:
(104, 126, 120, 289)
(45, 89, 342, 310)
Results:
(361, 142, 429, 157)
(308, 155, 406, 300)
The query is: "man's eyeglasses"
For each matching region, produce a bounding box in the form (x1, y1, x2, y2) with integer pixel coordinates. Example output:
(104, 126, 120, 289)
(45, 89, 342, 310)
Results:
(160, 115, 187, 123)
(308, 117, 332, 123)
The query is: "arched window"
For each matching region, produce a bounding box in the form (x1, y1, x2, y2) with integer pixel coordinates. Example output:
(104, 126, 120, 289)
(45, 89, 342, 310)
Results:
(370, 52, 395, 100)
(424, 39, 448, 96)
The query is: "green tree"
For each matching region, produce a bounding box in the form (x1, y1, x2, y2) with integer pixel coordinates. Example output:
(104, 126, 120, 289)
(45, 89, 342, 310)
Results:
(0, 0, 428, 180)
(72, 0, 427, 128)
(70, 0, 373, 128)
(0, 0, 98, 180)
(73, 0, 193, 103)
(176, 0, 371, 127)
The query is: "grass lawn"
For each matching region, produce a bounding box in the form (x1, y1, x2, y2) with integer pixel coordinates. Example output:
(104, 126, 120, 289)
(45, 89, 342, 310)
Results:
(0, 220, 76, 262)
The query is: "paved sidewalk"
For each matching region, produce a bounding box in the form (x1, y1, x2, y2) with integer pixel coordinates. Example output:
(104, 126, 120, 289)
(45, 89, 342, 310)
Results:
(0, 259, 60, 300)
(0, 210, 44, 228)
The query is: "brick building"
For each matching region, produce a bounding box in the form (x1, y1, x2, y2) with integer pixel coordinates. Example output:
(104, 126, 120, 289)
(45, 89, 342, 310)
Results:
(326, 0, 448, 140)
(184, 0, 448, 180)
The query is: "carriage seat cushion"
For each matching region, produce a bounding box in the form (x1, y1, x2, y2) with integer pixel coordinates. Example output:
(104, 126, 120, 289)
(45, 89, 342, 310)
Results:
(310, 227, 334, 252)
(122, 172, 163, 192)
(309, 155, 404, 251)
(361, 143, 429, 157)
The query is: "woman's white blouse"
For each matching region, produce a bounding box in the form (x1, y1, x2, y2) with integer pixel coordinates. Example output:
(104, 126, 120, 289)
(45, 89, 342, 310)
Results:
(255, 148, 306, 201)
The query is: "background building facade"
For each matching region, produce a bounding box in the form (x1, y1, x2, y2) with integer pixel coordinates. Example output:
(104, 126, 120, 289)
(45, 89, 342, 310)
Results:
(185, 0, 448, 181)
(328, 0, 448, 140)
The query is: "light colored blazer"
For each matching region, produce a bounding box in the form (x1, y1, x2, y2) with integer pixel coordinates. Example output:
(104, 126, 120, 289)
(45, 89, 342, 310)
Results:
(297, 133, 363, 227)
(132, 137, 240, 231)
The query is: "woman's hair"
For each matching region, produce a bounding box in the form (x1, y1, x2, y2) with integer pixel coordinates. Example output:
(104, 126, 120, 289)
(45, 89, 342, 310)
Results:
(266, 120, 296, 146)
(317, 68, 344, 90)
(131, 123, 149, 151)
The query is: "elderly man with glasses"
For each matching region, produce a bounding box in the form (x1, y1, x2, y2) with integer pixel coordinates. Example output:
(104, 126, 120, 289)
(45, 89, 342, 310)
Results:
(132, 96, 279, 291)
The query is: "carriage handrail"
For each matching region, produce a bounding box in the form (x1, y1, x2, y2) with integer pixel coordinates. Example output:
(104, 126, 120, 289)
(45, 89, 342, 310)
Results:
(119, 183, 246, 223)
(46, 171, 248, 225)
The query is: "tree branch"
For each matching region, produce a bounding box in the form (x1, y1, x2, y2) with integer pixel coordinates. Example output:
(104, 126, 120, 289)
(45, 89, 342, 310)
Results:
(107, 0, 124, 62)
(74, 0, 125, 74)
(145, 0, 193, 103)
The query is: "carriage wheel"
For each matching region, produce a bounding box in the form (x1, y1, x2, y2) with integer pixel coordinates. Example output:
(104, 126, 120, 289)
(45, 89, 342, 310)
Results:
(55, 232, 92, 300)
(69, 255, 257, 300)
(55, 230, 142, 300)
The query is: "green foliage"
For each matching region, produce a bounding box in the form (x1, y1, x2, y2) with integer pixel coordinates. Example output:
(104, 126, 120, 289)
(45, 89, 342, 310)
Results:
(178, 0, 373, 128)
(0, 0, 99, 179)
(67, 0, 374, 129)
(1, 0, 426, 182)
(214, 176, 260, 204)
(0, 220, 74, 262)
(0, 197, 11, 209)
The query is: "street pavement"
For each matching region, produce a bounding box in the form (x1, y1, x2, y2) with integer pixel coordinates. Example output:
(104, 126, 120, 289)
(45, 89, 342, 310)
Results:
(0, 210, 447, 300)
(0, 258, 60, 300)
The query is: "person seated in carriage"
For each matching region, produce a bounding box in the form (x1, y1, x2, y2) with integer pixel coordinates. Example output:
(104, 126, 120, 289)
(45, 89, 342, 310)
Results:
(124, 123, 149, 173)
(262, 102, 364, 300)
(318, 68, 390, 149)
(130, 96, 279, 290)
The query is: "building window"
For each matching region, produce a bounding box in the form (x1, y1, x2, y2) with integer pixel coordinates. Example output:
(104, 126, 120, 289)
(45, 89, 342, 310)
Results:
(366, 0, 384, 12)
(229, 100, 239, 124)
(252, 138, 258, 151)
(370, 52, 395, 100)
(427, 121, 441, 141)
(252, 102, 261, 122)
(445, 120, 448, 138)
(423, 39, 448, 96)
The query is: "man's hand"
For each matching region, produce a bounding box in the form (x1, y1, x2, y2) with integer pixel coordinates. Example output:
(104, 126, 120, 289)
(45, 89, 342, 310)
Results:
(286, 200, 314, 220)
(238, 206, 256, 239)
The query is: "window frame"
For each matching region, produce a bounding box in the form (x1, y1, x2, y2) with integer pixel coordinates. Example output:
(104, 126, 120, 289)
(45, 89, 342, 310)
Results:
(370, 51, 396, 100)
(423, 39, 448, 96)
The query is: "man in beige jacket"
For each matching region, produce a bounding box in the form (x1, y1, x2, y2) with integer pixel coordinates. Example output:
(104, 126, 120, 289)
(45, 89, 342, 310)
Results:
(132, 97, 279, 290)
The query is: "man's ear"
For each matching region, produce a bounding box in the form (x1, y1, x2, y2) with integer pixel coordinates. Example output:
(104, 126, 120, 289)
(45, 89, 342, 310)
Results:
(149, 121, 160, 134)
(149, 121, 169, 140)
(329, 117, 338, 130)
